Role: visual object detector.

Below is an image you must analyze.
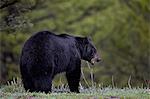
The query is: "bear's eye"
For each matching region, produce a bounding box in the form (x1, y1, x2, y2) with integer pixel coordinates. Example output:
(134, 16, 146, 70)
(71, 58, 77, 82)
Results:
(91, 48, 96, 56)
(91, 50, 94, 56)
(89, 49, 93, 56)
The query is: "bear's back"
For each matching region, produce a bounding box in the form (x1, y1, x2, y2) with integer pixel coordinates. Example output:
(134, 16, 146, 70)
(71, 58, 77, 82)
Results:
(21, 31, 76, 61)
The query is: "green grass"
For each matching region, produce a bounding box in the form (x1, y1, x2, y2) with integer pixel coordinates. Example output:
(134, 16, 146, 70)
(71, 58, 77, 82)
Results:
(0, 78, 150, 99)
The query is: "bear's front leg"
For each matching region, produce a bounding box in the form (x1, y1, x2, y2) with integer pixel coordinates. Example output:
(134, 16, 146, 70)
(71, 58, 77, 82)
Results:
(66, 67, 81, 93)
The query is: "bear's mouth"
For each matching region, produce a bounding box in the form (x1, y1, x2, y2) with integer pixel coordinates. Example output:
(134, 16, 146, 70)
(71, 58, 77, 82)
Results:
(90, 60, 95, 65)
(90, 57, 101, 65)
(90, 59, 95, 65)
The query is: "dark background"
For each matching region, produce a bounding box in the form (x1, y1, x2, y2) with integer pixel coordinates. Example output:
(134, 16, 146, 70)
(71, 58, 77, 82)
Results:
(0, 0, 149, 87)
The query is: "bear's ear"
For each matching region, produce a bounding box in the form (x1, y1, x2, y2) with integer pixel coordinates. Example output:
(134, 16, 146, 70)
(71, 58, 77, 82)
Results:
(83, 37, 90, 44)
(87, 36, 92, 41)
(76, 37, 87, 44)
(85, 36, 92, 42)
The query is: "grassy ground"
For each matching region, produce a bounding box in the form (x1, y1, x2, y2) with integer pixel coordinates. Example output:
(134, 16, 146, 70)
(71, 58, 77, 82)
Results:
(0, 79, 150, 99)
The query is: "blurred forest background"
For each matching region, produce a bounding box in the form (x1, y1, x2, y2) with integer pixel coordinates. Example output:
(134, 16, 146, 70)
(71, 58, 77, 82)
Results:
(0, 0, 150, 87)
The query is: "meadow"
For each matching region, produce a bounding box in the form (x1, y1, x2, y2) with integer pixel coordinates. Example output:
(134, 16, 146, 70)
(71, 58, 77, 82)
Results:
(0, 78, 149, 99)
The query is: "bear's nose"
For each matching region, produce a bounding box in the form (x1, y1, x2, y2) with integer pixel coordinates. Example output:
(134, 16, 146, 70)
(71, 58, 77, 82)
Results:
(96, 58, 101, 62)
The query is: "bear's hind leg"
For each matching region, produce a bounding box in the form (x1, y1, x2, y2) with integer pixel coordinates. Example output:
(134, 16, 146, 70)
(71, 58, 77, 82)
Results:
(33, 76, 52, 93)
(22, 78, 35, 92)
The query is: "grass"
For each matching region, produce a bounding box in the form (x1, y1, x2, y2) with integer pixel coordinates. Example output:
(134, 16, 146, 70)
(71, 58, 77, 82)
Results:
(0, 78, 150, 99)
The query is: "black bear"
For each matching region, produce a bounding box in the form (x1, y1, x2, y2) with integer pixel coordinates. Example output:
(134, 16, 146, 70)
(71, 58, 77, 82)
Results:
(20, 31, 101, 93)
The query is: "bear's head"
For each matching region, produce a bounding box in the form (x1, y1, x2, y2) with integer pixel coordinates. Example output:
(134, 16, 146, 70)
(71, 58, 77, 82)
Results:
(76, 37, 101, 65)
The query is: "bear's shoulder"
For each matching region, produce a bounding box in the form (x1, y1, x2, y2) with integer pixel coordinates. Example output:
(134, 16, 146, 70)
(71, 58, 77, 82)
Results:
(57, 33, 73, 38)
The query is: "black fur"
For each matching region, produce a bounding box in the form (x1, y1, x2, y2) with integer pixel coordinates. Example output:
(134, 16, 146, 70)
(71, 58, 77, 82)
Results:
(20, 31, 100, 93)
